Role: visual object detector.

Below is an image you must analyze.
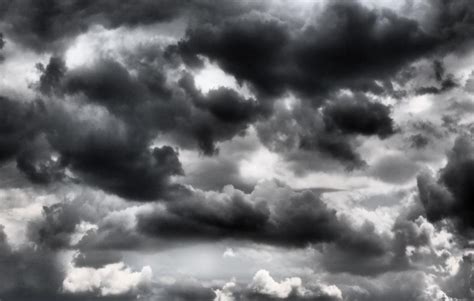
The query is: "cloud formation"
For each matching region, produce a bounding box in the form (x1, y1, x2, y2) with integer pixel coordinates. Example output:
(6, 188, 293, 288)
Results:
(0, 0, 474, 300)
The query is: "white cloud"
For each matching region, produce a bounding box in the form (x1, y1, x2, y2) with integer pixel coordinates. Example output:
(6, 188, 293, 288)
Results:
(223, 248, 237, 258)
(249, 269, 342, 299)
(63, 261, 152, 296)
(250, 269, 302, 298)
(214, 281, 236, 301)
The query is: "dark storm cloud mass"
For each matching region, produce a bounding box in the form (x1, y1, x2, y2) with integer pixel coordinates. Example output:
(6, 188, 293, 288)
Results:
(37, 54, 265, 156)
(417, 135, 474, 236)
(0, 97, 41, 162)
(36, 56, 68, 95)
(0, 93, 185, 200)
(1, 1, 474, 300)
(175, 1, 439, 99)
(3, 0, 472, 191)
(137, 180, 389, 262)
(321, 93, 396, 139)
(0, 0, 187, 51)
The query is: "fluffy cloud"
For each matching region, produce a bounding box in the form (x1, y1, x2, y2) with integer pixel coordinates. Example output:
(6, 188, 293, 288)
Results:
(213, 270, 342, 301)
(0, 0, 474, 300)
(63, 261, 152, 296)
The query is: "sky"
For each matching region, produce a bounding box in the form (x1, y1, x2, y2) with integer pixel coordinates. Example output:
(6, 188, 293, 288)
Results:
(0, 0, 473, 300)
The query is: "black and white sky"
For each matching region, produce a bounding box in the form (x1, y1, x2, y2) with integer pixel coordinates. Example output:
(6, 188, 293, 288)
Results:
(0, 0, 473, 300)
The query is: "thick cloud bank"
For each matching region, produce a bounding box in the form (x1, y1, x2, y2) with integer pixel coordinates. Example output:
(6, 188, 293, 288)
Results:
(0, 0, 473, 300)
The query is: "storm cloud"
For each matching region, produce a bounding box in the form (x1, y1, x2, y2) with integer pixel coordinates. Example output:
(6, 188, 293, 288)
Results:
(0, 0, 473, 300)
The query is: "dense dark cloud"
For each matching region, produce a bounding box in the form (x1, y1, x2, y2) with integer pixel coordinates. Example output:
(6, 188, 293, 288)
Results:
(1, 1, 474, 300)
(138, 182, 336, 247)
(0, 56, 187, 199)
(417, 136, 474, 235)
(16, 134, 67, 184)
(0, 95, 185, 200)
(175, 1, 437, 99)
(0, 97, 42, 162)
(427, 0, 474, 52)
(37, 56, 67, 95)
(256, 101, 368, 170)
(0, 32, 5, 61)
(138, 180, 389, 262)
(175, 74, 267, 154)
(66, 144, 184, 200)
(37, 54, 265, 156)
(322, 93, 395, 138)
(0, 0, 187, 51)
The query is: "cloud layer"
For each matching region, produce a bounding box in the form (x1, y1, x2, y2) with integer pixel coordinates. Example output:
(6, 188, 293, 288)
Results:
(0, 0, 473, 300)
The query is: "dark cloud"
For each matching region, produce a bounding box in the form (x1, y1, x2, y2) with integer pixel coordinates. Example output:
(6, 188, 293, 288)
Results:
(0, 32, 5, 62)
(27, 200, 84, 249)
(322, 93, 396, 139)
(175, 74, 267, 155)
(16, 134, 67, 184)
(0, 55, 187, 200)
(256, 101, 368, 170)
(0, 97, 42, 163)
(65, 144, 184, 201)
(138, 180, 389, 263)
(417, 136, 474, 236)
(1, 1, 474, 300)
(36, 56, 67, 95)
(63, 58, 153, 109)
(0, 0, 187, 51)
(427, 0, 474, 52)
(24, 190, 150, 252)
(41, 54, 265, 156)
(175, 1, 437, 99)
(38, 100, 185, 200)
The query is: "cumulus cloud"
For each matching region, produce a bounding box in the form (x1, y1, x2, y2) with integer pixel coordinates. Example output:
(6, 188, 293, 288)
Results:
(63, 261, 152, 296)
(212, 270, 342, 301)
(0, 0, 474, 300)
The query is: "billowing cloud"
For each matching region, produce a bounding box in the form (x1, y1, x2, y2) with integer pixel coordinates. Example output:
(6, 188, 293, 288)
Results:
(63, 262, 152, 296)
(0, 1, 474, 300)
(417, 135, 474, 236)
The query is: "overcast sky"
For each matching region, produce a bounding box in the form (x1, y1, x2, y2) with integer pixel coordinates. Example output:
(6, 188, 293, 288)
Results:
(0, 0, 473, 300)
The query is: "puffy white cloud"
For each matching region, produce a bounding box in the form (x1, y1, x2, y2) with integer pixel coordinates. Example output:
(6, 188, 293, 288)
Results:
(62, 261, 152, 296)
(214, 281, 236, 301)
(250, 269, 342, 299)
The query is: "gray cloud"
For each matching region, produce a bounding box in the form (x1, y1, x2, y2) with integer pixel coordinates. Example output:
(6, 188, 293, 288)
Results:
(0, 1, 474, 300)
